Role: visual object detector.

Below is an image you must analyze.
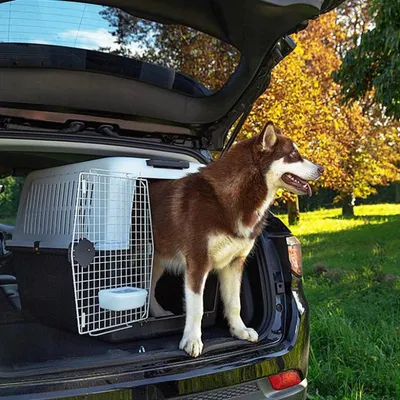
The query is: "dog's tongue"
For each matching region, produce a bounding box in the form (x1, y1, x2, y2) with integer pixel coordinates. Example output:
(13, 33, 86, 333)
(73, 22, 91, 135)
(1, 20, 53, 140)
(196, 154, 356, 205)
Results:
(306, 183, 312, 197)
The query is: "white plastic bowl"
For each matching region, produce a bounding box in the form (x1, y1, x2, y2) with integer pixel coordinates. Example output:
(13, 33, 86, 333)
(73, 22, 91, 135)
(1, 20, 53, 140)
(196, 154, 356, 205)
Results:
(98, 287, 148, 311)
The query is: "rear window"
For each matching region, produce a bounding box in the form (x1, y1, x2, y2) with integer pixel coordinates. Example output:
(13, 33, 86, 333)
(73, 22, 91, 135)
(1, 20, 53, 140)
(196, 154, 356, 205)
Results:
(0, 0, 240, 96)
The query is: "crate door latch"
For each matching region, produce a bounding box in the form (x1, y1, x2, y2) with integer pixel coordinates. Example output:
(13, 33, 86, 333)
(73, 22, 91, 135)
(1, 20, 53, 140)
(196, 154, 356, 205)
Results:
(73, 238, 95, 268)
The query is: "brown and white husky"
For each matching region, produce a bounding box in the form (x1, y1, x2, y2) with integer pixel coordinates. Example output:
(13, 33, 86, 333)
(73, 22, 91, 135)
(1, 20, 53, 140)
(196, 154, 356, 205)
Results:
(149, 122, 323, 357)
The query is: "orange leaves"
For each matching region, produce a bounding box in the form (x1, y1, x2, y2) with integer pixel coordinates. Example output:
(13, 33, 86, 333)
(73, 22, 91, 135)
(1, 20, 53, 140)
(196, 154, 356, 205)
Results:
(239, 10, 400, 201)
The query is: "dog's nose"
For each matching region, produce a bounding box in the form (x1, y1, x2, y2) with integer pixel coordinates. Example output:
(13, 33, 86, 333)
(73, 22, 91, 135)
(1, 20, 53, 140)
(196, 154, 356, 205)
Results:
(317, 165, 324, 174)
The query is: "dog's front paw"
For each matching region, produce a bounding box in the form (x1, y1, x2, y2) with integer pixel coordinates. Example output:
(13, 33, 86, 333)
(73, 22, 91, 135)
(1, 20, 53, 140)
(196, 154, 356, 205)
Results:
(179, 334, 203, 357)
(231, 326, 259, 343)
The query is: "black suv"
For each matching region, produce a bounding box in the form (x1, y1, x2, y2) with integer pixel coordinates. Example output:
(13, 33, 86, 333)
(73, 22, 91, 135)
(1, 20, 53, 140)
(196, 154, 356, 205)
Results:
(0, 1, 342, 398)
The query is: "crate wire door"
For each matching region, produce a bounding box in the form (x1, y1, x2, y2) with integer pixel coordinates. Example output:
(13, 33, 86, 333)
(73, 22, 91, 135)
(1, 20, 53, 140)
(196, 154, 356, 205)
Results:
(70, 171, 153, 336)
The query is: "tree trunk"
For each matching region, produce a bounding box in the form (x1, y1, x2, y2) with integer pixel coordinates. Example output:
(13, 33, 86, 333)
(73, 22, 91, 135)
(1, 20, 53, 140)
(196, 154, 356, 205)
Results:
(287, 196, 300, 225)
(341, 194, 355, 216)
(395, 182, 400, 204)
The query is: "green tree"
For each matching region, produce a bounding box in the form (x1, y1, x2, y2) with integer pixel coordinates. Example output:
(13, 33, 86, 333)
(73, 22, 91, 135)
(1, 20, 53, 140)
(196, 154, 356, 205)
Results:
(334, 0, 400, 208)
(0, 177, 23, 219)
(334, 0, 400, 119)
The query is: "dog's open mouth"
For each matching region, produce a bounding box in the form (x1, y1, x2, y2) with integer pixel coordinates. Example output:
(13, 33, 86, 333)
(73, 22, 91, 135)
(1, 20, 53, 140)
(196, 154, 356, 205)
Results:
(281, 173, 312, 197)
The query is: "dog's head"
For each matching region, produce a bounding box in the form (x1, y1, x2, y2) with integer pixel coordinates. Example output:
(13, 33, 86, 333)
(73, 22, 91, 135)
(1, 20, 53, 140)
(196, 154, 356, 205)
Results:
(253, 122, 323, 196)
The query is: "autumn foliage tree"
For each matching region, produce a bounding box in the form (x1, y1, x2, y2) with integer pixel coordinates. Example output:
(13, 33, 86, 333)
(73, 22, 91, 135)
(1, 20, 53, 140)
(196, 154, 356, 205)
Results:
(238, 13, 344, 218)
(98, 7, 240, 92)
(239, 11, 400, 217)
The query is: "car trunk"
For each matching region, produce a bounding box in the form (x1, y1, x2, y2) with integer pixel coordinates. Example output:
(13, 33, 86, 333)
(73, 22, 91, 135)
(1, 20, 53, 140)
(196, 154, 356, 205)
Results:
(0, 145, 292, 380)
(0, 241, 277, 375)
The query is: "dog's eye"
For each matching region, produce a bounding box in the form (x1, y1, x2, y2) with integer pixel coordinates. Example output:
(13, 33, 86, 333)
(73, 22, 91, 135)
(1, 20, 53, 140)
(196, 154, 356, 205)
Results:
(290, 150, 297, 157)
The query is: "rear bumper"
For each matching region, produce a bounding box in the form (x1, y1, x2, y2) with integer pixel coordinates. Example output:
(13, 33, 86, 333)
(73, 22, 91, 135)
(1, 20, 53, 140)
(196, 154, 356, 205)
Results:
(173, 378, 307, 399)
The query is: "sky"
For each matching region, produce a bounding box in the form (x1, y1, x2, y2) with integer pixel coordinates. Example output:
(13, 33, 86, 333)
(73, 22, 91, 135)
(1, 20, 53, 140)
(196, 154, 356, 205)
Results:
(0, 0, 138, 53)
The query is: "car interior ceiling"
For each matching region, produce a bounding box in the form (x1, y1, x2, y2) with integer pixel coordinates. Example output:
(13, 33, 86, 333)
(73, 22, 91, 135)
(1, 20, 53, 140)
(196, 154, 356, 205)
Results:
(0, 152, 100, 177)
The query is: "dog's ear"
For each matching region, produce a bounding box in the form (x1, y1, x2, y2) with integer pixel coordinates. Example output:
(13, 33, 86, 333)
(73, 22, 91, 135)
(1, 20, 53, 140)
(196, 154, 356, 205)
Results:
(258, 121, 277, 151)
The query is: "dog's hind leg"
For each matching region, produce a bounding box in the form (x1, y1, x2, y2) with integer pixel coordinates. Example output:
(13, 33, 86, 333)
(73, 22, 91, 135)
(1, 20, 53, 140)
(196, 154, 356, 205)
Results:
(179, 258, 211, 357)
(218, 257, 258, 343)
(150, 255, 174, 318)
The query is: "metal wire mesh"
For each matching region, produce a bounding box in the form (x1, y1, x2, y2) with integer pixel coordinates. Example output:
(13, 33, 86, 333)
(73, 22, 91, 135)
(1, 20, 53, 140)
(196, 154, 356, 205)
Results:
(70, 171, 153, 336)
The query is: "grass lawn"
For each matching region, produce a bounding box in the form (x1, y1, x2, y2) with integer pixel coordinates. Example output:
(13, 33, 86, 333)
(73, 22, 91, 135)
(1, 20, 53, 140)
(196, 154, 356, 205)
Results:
(282, 204, 400, 400)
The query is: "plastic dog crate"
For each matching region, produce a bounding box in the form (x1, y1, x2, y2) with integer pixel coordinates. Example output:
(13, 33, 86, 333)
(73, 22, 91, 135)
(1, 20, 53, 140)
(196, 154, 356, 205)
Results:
(8, 157, 211, 340)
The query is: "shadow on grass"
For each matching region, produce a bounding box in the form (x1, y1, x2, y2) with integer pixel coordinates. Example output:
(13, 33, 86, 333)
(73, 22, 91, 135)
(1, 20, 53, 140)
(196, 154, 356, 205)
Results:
(323, 213, 399, 221)
(298, 213, 400, 275)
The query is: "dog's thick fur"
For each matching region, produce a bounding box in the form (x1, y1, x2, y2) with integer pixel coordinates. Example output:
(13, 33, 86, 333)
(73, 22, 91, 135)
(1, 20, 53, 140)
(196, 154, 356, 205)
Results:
(149, 122, 323, 357)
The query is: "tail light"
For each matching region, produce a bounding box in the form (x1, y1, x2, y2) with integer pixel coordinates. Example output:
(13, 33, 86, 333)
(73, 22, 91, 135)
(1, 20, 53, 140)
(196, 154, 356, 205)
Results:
(268, 370, 302, 390)
(286, 236, 302, 276)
